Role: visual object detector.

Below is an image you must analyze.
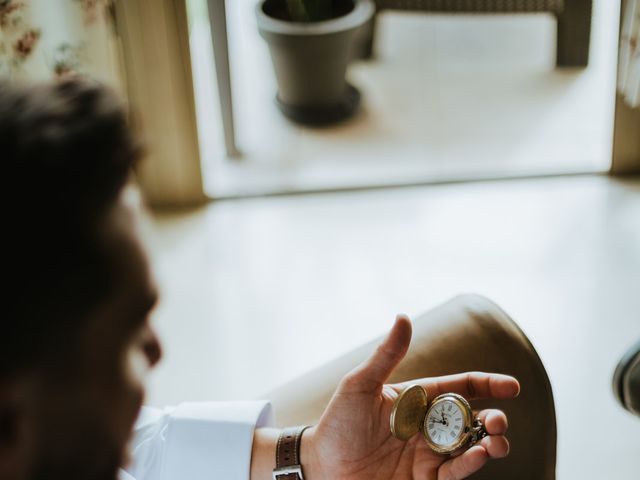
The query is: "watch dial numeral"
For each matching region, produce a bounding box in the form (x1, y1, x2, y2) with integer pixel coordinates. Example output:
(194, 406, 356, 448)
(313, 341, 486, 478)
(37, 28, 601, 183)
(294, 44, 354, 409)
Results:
(427, 399, 470, 448)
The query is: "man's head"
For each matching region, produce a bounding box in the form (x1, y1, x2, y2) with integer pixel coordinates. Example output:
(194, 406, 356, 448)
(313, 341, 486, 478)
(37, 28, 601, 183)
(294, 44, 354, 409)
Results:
(0, 78, 161, 480)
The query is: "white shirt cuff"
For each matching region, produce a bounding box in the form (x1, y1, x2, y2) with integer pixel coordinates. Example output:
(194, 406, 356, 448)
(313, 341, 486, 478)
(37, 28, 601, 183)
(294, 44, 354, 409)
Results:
(163, 401, 274, 480)
(122, 400, 274, 480)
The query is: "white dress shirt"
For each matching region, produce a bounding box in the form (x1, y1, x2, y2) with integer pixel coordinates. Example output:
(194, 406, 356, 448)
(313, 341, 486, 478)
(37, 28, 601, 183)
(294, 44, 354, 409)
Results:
(119, 401, 274, 480)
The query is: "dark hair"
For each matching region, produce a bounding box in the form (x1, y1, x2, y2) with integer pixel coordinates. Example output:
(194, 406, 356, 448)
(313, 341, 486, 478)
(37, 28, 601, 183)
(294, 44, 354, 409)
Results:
(1, 78, 142, 377)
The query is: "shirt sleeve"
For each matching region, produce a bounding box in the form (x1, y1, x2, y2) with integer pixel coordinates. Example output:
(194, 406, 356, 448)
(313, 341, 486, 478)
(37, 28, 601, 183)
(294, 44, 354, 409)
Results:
(119, 401, 274, 480)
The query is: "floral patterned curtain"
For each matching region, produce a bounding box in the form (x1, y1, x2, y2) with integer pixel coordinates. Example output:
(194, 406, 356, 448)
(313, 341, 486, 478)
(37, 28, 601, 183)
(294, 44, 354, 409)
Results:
(0, 0, 123, 87)
(619, 0, 640, 109)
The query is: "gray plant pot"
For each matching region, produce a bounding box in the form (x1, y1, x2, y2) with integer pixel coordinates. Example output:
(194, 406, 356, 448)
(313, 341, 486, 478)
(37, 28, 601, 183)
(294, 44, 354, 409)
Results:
(256, 0, 375, 125)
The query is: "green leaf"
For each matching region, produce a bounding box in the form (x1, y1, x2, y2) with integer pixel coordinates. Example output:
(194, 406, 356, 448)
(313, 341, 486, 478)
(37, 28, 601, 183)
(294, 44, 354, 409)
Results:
(286, 0, 310, 21)
(286, 0, 332, 22)
(302, 0, 332, 21)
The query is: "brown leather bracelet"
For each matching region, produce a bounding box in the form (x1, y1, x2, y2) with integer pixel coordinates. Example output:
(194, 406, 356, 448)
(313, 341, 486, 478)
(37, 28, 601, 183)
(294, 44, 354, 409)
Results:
(272, 425, 312, 480)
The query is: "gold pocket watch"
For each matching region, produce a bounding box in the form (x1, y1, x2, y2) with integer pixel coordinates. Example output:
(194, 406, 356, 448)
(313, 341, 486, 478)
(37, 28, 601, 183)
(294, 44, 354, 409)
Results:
(390, 384, 487, 454)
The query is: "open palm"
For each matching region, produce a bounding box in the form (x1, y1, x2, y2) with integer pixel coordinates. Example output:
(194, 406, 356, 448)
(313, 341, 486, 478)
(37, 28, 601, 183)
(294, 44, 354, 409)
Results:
(303, 315, 520, 480)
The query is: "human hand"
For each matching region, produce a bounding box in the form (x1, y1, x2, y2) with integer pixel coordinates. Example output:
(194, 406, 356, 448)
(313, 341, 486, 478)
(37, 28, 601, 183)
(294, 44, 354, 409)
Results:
(301, 314, 520, 480)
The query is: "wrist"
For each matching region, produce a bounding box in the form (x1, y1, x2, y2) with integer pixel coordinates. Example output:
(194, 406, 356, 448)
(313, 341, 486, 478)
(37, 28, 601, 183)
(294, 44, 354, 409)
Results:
(299, 425, 321, 480)
(251, 428, 281, 480)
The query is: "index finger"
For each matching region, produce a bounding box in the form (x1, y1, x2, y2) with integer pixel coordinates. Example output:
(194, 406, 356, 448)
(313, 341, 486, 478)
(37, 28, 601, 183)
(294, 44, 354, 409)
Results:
(397, 372, 520, 400)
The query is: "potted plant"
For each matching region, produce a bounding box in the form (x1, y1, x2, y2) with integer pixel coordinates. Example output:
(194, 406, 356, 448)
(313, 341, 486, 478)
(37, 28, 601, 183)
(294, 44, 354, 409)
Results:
(256, 0, 375, 125)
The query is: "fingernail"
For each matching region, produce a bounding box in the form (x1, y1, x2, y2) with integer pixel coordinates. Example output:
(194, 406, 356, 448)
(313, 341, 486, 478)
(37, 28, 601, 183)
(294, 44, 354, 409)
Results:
(510, 380, 521, 397)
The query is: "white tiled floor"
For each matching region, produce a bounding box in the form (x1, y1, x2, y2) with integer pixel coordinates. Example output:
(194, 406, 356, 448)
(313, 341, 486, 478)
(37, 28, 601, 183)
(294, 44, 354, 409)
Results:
(188, 0, 619, 197)
(144, 174, 640, 479)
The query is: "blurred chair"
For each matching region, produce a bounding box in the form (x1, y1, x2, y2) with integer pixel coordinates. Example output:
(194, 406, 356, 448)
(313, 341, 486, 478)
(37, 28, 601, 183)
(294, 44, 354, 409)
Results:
(268, 294, 557, 480)
(362, 0, 593, 66)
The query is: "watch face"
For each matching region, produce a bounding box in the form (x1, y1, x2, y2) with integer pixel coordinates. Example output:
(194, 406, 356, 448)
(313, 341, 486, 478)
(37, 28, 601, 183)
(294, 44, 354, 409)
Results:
(424, 398, 466, 449)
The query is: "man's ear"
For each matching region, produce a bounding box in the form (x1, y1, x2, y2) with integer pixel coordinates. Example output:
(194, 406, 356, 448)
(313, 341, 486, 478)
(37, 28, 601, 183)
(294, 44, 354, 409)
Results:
(0, 381, 29, 479)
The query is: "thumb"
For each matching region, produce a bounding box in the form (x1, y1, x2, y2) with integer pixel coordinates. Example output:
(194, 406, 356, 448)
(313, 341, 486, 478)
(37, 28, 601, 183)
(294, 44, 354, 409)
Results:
(342, 314, 412, 392)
